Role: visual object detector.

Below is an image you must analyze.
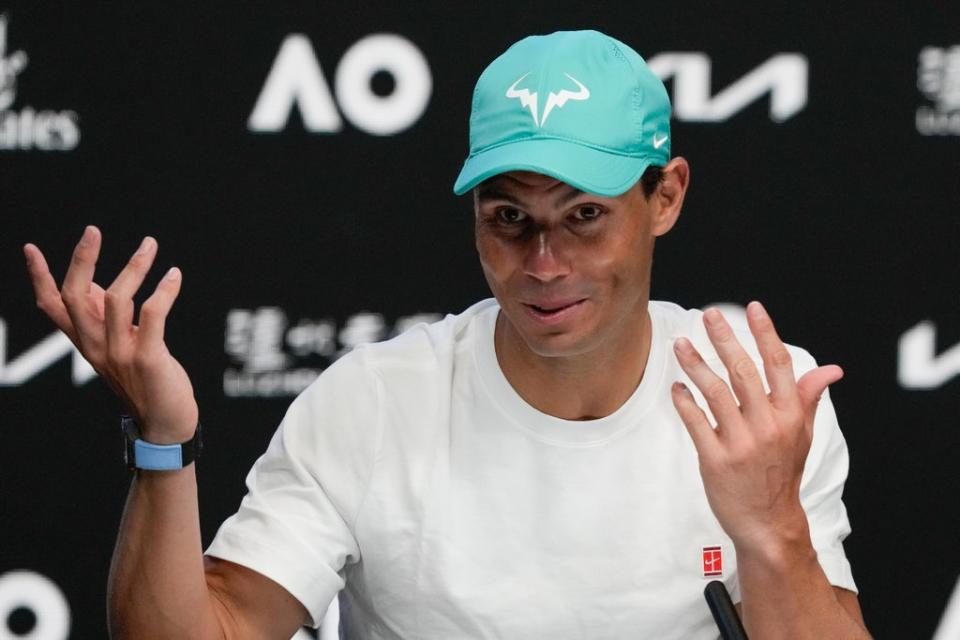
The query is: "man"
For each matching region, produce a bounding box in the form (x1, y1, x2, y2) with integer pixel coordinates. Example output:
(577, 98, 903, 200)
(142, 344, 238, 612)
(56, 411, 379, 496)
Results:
(24, 30, 870, 638)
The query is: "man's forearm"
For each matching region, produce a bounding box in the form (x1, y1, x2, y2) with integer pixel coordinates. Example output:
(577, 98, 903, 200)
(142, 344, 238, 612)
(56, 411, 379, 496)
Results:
(107, 467, 224, 639)
(736, 528, 870, 639)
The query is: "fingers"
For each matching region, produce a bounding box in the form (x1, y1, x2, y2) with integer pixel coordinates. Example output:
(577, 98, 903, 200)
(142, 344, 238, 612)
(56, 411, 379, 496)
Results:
(745, 301, 798, 406)
(61, 225, 101, 300)
(796, 365, 843, 412)
(23, 243, 78, 342)
(671, 381, 716, 453)
(59, 226, 103, 337)
(138, 267, 183, 348)
(107, 237, 157, 302)
(702, 308, 768, 414)
(673, 337, 743, 432)
(104, 237, 158, 359)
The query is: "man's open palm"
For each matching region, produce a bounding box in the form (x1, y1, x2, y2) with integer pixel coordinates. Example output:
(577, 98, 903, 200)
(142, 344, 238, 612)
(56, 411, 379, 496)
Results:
(670, 302, 843, 549)
(24, 225, 197, 442)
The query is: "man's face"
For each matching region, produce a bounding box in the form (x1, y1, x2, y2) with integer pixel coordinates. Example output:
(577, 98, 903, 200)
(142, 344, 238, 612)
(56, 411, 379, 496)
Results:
(474, 170, 660, 359)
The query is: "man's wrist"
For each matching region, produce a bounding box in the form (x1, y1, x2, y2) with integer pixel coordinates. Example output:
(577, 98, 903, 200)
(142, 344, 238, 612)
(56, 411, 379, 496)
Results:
(732, 514, 816, 573)
(122, 415, 202, 471)
(137, 416, 201, 445)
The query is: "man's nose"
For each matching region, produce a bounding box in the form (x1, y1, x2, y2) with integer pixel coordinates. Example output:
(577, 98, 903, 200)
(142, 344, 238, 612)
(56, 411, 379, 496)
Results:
(523, 230, 570, 282)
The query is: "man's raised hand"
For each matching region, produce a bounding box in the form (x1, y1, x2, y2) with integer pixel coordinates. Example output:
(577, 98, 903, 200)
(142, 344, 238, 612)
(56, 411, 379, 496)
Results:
(669, 301, 843, 552)
(24, 225, 198, 443)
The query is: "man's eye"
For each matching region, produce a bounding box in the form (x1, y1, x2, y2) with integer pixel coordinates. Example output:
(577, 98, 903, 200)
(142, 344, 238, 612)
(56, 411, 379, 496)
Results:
(496, 208, 526, 224)
(574, 205, 603, 221)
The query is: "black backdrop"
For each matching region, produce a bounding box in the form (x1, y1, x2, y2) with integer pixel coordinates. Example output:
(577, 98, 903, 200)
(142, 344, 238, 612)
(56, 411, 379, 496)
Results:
(1, 2, 958, 638)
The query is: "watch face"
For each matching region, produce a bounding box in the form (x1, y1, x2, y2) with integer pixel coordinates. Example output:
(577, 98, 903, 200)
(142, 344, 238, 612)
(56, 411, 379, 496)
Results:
(122, 416, 139, 469)
(121, 415, 141, 440)
(124, 433, 134, 468)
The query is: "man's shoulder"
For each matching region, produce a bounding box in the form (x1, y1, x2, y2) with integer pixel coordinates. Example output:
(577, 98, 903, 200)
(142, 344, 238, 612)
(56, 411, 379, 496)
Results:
(342, 298, 497, 374)
(284, 299, 499, 444)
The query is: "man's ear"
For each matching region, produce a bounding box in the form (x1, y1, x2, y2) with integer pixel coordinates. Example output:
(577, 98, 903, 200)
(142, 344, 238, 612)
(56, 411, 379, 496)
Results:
(650, 157, 690, 237)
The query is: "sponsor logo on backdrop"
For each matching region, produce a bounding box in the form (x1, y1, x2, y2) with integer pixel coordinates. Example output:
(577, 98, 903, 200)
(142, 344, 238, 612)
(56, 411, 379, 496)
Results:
(0, 571, 70, 639)
(917, 45, 960, 135)
(250, 43, 808, 136)
(934, 575, 960, 640)
(249, 33, 432, 136)
(0, 318, 96, 386)
(897, 320, 960, 389)
(0, 13, 80, 151)
(646, 53, 808, 122)
(224, 307, 440, 397)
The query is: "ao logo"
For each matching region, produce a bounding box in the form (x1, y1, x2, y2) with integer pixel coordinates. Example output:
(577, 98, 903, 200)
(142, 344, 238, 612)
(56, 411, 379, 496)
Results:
(0, 571, 70, 640)
(249, 33, 432, 136)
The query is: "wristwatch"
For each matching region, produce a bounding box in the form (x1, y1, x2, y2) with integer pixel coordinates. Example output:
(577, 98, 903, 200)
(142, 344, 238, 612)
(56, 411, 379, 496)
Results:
(122, 415, 202, 471)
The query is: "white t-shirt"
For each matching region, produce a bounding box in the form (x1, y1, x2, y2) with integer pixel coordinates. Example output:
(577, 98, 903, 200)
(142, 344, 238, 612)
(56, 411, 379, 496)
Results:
(206, 299, 857, 639)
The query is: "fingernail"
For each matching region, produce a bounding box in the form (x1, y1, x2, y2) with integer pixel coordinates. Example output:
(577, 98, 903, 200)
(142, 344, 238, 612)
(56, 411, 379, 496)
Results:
(704, 308, 721, 326)
(673, 381, 691, 395)
(164, 267, 180, 280)
(79, 225, 95, 246)
(748, 301, 767, 319)
(135, 237, 154, 255)
(22, 244, 32, 265)
(674, 337, 693, 354)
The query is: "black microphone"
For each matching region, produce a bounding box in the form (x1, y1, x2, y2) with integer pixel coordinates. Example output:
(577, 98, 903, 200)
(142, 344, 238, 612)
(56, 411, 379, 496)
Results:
(704, 580, 748, 640)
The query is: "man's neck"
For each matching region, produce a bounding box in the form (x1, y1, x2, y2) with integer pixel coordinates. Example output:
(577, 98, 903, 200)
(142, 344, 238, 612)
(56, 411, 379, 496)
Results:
(494, 301, 653, 421)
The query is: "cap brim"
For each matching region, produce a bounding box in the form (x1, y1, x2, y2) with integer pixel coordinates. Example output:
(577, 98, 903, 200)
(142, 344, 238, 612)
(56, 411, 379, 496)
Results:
(453, 138, 654, 197)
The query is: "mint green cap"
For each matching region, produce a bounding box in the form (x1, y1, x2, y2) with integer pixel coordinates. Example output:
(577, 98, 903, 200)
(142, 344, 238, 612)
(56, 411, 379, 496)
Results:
(453, 30, 671, 197)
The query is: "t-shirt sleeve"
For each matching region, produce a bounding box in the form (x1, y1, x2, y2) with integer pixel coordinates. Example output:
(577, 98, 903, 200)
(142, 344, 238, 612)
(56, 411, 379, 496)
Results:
(794, 349, 859, 594)
(205, 346, 382, 627)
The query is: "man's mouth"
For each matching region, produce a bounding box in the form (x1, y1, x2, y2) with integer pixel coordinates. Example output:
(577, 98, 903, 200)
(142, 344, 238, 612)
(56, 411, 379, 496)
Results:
(522, 299, 586, 322)
(528, 302, 579, 313)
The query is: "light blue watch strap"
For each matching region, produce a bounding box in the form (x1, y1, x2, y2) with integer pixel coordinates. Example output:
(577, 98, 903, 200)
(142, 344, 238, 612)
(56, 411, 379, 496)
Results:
(133, 439, 183, 470)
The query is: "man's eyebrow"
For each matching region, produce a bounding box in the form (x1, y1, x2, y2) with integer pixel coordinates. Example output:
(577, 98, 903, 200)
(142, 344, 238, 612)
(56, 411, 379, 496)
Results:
(553, 187, 588, 208)
(475, 183, 588, 206)
(475, 186, 520, 204)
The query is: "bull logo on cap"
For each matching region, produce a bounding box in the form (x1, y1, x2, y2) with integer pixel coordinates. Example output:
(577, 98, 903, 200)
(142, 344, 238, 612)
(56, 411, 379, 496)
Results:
(506, 72, 590, 128)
